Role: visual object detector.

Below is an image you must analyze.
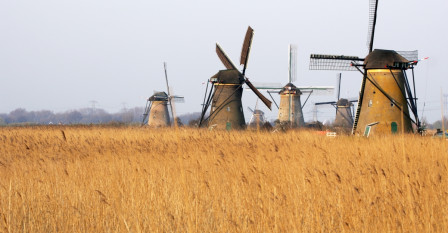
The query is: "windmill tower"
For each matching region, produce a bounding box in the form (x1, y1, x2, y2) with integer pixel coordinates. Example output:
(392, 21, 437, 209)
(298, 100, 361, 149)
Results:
(142, 62, 184, 127)
(333, 99, 354, 128)
(309, 0, 421, 135)
(277, 45, 305, 127)
(145, 92, 170, 127)
(315, 73, 358, 128)
(278, 83, 304, 127)
(251, 44, 334, 128)
(199, 26, 272, 130)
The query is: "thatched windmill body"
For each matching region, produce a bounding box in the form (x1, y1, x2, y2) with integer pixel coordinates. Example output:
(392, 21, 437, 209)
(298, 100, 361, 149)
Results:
(309, 0, 422, 135)
(199, 26, 272, 130)
(142, 63, 184, 127)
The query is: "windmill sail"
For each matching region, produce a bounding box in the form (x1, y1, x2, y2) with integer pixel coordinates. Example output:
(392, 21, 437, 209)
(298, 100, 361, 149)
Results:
(288, 44, 298, 83)
(245, 79, 272, 110)
(163, 62, 177, 127)
(169, 87, 179, 127)
(171, 96, 185, 103)
(336, 73, 342, 100)
(240, 26, 254, 69)
(367, 0, 379, 52)
(309, 54, 364, 71)
(216, 43, 238, 70)
(141, 100, 152, 125)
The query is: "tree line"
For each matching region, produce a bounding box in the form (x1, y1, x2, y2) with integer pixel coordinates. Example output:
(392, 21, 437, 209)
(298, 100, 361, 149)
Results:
(0, 108, 446, 130)
(0, 108, 203, 126)
(0, 108, 145, 125)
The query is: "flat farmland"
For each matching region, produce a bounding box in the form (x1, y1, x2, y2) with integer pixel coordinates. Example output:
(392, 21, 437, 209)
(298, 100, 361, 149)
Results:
(0, 126, 447, 232)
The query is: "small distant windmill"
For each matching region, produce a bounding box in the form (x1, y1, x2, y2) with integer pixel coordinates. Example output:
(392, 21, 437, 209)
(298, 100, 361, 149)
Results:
(142, 62, 184, 127)
(198, 26, 272, 130)
(251, 44, 334, 128)
(247, 99, 266, 129)
(309, 0, 423, 135)
(315, 73, 358, 128)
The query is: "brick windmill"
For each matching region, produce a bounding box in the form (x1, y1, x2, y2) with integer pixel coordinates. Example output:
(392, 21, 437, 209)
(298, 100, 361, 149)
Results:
(198, 26, 272, 130)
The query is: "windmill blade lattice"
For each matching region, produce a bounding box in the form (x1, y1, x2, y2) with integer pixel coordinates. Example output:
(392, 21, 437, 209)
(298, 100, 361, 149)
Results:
(396, 50, 418, 62)
(367, 0, 379, 52)
(309, 54, 364, 71)
(171, 96, 185, 103)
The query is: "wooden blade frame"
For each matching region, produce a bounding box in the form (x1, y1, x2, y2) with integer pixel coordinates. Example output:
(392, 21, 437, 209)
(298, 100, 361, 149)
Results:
(240, 26, 254, 75)
(141, 100, 152, 126)
(216, 43, 237, 70)
(245, 79, 272, 110)
(336, 73, 342, 101)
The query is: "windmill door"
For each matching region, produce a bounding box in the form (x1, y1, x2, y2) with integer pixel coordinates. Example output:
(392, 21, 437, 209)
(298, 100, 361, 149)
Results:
(391, 122, 398, 134)
(226, 122, 232, 131)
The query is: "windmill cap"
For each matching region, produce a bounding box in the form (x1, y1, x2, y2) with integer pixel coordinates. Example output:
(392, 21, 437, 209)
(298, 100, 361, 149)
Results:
(280, 83, 302, 95)
(336, 98, 352, 107)
(364, 49, 409, 69)
(210, 69, 243, 84)
(149, 92, 168, 101)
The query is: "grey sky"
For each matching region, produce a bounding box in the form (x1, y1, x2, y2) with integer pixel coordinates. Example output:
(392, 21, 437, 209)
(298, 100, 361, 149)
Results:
(1, 0, 447, 123)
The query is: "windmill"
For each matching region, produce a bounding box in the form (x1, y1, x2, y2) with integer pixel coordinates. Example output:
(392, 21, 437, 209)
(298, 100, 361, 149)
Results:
(309, 0, 422, 135)
(251, 44, 334, 128)
(315, 73, 358, 128)
(198, 26, 272, 130)
(247, 99, 267, 129)
(142, 62, 184, 127)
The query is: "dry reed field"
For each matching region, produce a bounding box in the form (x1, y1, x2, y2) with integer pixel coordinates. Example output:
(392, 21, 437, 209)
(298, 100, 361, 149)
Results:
(0, 126, 447, 232)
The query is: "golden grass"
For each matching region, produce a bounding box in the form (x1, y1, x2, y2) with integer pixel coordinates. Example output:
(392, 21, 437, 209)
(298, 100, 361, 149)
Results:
(0, 126, 447, 232)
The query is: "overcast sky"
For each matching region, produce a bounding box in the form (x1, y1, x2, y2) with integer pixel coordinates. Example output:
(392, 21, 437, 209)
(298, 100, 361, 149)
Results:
(1, 0, 447, 123)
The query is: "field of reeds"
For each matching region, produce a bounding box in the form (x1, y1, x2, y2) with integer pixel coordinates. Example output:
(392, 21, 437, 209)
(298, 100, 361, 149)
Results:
(0, 126, 447, 232)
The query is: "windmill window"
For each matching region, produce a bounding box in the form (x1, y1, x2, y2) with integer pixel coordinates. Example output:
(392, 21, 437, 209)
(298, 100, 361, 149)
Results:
(368, 100, 373, 107)
(373, 90, 376, 94)
(390, 102, 394, 107)
(227, 107, 231, 112)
